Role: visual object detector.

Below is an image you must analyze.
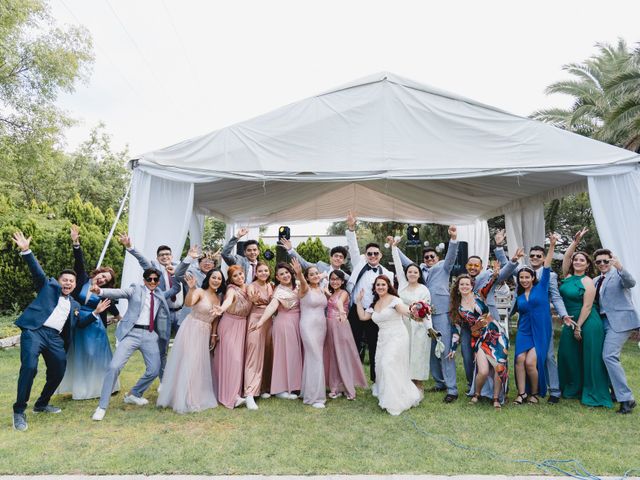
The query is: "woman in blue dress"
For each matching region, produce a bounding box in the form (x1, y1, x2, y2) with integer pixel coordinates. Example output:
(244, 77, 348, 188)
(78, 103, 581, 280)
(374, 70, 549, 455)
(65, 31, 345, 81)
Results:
(57, 225, 121, 400)
(513, 233, 557, 404)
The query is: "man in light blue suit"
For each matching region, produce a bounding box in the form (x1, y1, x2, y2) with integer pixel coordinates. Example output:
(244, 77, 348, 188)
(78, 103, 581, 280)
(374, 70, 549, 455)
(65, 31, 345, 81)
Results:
(221, 227, 261, 282)
(280, 237, 350, 286)
(397, 225, 460, 402)
(593, 248, 639, 414)
(495, 234, 573, 404)
(90, 247, 195, 421)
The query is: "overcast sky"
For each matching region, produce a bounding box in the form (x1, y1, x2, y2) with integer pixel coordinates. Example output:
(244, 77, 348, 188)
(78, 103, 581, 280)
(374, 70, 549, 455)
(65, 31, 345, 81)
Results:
(50, 0, 640, 159)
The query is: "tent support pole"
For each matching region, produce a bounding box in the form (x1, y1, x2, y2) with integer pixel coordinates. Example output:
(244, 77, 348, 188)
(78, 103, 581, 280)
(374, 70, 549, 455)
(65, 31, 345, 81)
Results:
(96, 174, 134, 269)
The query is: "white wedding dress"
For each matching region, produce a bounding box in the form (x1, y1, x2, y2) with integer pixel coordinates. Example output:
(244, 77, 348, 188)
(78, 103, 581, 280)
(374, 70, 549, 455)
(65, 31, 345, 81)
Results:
(370, 297, 423, 415)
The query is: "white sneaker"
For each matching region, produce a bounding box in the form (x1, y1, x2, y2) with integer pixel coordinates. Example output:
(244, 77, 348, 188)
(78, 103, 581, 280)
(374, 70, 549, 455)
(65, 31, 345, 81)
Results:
(246, 396, 259, 410)
(92, 407, 106, 421)
(311, 402, 326, 409)
(275, 392, 290, 399)
(234, 396, 246, 408)
(287, 393, 298, 400)
(260, 392, 271, 399)
(124, 394, 148, 406)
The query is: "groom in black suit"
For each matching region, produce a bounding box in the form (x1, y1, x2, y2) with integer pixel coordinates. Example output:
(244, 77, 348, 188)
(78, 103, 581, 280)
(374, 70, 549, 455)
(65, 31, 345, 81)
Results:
(11, 231, 108, 432)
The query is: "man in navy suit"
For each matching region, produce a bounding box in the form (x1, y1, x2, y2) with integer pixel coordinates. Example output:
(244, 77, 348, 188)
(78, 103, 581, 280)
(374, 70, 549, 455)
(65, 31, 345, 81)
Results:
(11, 231, 109, 432)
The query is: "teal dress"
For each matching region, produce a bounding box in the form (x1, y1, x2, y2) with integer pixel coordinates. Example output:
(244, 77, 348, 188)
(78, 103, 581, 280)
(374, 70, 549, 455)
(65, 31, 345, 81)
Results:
(557, 275, 612, 407)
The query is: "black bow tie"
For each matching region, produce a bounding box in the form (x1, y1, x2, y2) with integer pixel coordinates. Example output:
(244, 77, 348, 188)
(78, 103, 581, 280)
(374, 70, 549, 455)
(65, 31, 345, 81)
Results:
(366, 265, 380, 273)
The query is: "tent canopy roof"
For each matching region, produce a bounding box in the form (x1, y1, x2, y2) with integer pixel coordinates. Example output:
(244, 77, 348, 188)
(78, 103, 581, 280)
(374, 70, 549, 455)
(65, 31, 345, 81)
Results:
(136, 72, 640, 224)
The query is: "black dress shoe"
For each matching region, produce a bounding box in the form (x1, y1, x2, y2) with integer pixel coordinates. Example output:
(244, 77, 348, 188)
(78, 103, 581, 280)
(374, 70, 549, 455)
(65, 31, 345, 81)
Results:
(617, 400, 637, 414)
(547, 395, 560, 404)
(443, 394, 458, 403)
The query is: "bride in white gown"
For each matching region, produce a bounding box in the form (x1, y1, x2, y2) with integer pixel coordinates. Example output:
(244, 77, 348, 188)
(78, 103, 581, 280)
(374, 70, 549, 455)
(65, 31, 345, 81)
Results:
(356, 275, 423, 415)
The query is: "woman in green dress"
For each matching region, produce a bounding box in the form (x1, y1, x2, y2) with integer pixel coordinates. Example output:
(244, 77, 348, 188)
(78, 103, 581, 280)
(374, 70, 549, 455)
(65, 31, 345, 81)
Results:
(557, 228, 612, 408)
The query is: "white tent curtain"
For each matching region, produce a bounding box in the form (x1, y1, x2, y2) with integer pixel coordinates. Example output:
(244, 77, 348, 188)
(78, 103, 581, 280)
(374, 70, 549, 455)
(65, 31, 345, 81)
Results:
(121, 170, 194, 293)
(457, 219, 490, 267)
(588, 167, 640, 311)
(188, 212, 205, 248)
(504, 202, 546, 261)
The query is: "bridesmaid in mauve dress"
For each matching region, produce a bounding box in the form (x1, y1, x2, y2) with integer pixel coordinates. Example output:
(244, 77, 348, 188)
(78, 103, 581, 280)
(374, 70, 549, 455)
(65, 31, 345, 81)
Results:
(324, 270, 367, 400)
(292, 258, 328, 408)
(244, 261, 274, 410)
(251, 262, 302, 400)
(157, 269, 224, 413)
(213, 265, 252, 409)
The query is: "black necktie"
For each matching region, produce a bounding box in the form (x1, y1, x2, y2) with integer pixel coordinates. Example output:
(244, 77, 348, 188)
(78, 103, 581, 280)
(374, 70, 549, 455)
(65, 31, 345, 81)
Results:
(595, 275, 605, 303)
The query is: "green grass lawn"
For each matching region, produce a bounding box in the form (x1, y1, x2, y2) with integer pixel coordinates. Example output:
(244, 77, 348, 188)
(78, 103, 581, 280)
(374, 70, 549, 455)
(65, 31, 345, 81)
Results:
(0, 328, 639, 476)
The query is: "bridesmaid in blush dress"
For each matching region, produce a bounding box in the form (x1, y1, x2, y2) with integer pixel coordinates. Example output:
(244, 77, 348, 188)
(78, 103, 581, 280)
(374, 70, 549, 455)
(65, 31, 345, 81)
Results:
(157, 269, 224, 413)
(212, 265, 252, 409)
(292, 258, 328, 408)
(244, 261, 274, 410)
(324, 270, 367, 400)
(250, 262, 302, 400)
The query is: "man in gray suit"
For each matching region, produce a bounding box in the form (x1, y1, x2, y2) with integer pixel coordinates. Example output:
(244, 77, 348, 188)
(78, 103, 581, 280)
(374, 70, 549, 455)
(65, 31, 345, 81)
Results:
(495, 234, 573, 404)
(593, 248, 639, 414)
(221, 227, 260, 282)
(397, 226, 459, 402)
(280, 237, 350, 285)
(90, 248, 195, 421)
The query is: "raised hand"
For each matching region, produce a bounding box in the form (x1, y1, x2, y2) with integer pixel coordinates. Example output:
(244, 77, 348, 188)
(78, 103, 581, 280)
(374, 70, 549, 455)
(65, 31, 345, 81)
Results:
(236, 227, 249, 239)
(166, 264, 175, 275)
(510, 247, 525, 262)
(611, 255, 623, 271)
(12, 231, 31, 252)
(89, 279, 101, 294)
(491, 260, 501, 277)
(118, 233, 132, 249)
(185, 272, 197, 289)
(357, 289, 365, 304)
(93, 299, 111, 315)
(280, 237, 292, 251)
(188, 244, 200, 259)
(548, 232, 559, 247)
(346, 210, 357, 231)
(70, 225, 80, 245)
(573, 227, 588, 243)
(494, 229, 506, 246)
(212, 248, 221, 260)
(385, 236, 394, 248)
(448, 225, 458, 241)
(291, 257, 302, 275)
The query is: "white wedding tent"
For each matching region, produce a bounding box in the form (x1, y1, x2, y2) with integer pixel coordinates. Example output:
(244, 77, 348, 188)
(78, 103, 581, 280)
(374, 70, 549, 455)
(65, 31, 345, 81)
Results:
(124, 72, 640, 305)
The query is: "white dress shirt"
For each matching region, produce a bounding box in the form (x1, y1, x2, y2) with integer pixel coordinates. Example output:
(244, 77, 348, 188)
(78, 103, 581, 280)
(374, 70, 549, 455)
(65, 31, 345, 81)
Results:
(136, 287, 157, 327)
(43, 296, 71, 332)
(351, 264, 385, 309)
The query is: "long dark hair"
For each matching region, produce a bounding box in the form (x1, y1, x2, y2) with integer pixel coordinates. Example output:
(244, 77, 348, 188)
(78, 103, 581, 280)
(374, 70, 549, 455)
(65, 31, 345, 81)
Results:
(569, 251, 594, 277)
(328, 269, 347, 293)
(516, 267, 538, 296)
(274, 262, 297, 289)
(370, 275, 397, 309)
(449, 274, 474, 325)
(404, 263, 427, 286)
(90, 266, 117, 288)
(202, 269, 227, 296)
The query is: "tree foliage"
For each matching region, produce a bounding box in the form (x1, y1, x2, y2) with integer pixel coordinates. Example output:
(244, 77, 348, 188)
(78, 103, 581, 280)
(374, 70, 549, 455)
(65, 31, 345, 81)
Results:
(295, 237, 329, 265)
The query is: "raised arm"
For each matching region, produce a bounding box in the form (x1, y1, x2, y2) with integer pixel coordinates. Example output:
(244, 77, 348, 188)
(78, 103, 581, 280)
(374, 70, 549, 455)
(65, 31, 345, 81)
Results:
(291, 258, 309, 297)
(93, 285, 135, 300)
(479, 261, 501, 301)
(441, 226, 459, 273)
(281, 237, 314, 270)
(118, 233, 154, 270)
(355, 289, 372, 321)
(497, 247, 523, 283)
(13, 232, 47, 292)
(611, 256, 636, 289)
(162, 245, 198, 299)
(493, 229, 508, 268)
(544, 233, 557, 268)
(221, 228, 247, 267)
(562, 228, 587, 277)
(390, 241, 408, 290)
(345, 210, 362, 266)
(70, 225, 90, 286)
(183, 272, 203, 307)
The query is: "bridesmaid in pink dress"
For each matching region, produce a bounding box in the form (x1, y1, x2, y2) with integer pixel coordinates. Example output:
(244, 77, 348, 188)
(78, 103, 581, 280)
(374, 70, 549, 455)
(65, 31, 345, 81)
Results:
(324, 270, 368, 400)
(292, 258, 328, 408)
(212, 265, 252, 409)
(251, 262, 302, 400)
(244, 261, 274, 410)
(157, 269, 224, 413)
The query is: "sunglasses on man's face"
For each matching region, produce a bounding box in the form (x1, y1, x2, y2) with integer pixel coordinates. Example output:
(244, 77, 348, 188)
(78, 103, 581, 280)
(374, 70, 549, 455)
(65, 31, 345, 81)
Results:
(529, 253, 543, 259)
(145, 277, 160, 283)
(424, 254, 436, 260)
(595, 259, 610, 265)
(366, 251, 380, 257)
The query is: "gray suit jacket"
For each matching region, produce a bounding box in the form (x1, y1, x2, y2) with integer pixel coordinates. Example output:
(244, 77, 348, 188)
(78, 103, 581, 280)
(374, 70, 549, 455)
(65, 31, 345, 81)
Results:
(495, 248, 568, 318)
(598, 268, 640, 333)
(287, 248, 351, 284)
(99, 259, 188, 342)
(397, 240, 458, 314)
(221, 236, 255, 280)
(127, 247, 186, 308)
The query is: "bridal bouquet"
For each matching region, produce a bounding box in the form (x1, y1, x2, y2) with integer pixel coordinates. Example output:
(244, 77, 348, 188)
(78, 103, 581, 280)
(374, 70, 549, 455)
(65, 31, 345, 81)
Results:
(410, 300, 432, 321)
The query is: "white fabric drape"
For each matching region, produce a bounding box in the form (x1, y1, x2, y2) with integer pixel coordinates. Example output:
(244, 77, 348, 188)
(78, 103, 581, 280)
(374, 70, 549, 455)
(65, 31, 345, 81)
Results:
(588, 168, 640, 311)
(120, 170, 194, 297)
(189, 213, 205, 248)
(457, 220, 490, 267)
(504, 203, 545, 260)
